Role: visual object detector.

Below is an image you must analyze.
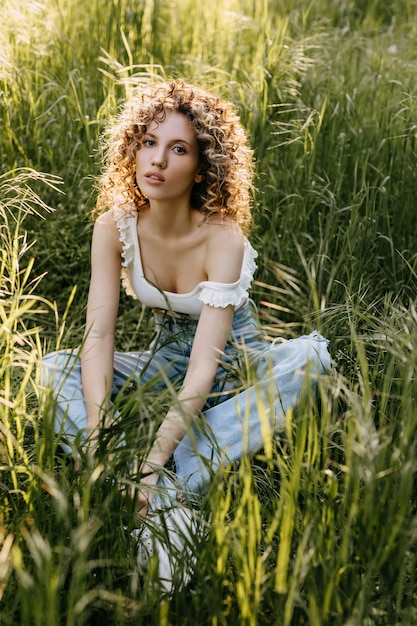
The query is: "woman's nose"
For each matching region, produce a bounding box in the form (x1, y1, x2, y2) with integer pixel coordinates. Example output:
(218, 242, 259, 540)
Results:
(151, 151, 167, 168)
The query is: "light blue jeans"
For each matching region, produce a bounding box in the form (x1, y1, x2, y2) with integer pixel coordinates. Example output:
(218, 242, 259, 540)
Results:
(41, 301, 330, 503)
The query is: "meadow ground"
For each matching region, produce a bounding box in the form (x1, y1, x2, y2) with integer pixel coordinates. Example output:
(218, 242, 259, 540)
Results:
(1, 1, 417, 624)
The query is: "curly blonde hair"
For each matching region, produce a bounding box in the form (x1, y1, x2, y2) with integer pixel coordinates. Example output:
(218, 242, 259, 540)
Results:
(94, 79, 254, 233)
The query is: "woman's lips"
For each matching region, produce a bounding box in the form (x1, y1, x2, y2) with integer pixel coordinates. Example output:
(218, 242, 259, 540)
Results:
(145, 171, 165, 182)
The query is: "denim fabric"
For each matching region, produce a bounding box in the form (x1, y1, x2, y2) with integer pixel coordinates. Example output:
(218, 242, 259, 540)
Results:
(41, 301, 330, 503)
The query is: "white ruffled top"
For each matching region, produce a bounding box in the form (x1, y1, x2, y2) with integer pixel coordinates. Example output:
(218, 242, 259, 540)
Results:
(114, 205, 258, 316)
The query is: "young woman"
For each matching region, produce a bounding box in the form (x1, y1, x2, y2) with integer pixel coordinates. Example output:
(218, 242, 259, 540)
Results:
(41, 79, 330, 587)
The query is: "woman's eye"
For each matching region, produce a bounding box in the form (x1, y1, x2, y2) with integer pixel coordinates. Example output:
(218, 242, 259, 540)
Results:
(143, 138, 154, 147)
(173, 145, 186, 154)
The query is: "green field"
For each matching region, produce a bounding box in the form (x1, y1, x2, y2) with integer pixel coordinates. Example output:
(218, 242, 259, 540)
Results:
(1, 1, 417, 624)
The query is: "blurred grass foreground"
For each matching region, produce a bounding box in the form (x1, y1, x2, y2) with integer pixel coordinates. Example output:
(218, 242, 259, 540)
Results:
(1, 1, 417, 624)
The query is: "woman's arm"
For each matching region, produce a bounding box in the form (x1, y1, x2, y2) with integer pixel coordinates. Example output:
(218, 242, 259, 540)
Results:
(81, 211, 122, 444)
(142, 302, 235, 459)
(138, 224, 244, 511)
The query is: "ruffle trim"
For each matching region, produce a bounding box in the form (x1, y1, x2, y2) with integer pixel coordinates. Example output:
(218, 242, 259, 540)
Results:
(113, 201, 139, 300)
(198, 242, 258, 308)
(241, 240, 258, 291)
(198, 283, 248, 308)
(113, 201, 137, 269)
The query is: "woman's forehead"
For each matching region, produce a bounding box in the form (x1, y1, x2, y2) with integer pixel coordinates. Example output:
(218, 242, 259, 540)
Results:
(145, 110, 196, 138)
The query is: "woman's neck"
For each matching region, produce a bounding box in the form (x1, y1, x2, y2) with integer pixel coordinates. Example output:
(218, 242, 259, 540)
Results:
(144, 201, 201, 239)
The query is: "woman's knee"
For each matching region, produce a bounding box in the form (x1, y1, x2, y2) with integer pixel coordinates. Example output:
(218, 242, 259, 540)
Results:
(40, 349, 80, 388)
(302, 334, 330, 375)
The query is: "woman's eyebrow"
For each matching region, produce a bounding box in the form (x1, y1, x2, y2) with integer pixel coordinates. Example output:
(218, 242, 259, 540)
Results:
(144, 132, 192, 145)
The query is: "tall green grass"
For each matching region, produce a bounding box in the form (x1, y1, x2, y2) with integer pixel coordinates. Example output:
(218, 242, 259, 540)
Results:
(1, 0, 417, 624)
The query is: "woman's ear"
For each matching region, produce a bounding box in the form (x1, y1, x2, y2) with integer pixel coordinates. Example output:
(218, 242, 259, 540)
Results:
(194, 171, 204, 183)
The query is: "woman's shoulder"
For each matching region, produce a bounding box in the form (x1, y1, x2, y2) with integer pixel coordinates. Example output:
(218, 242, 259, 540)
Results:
(204, 214, 245, 247)
(95, 208, 116, 226)
(94, 208, 124, 238)
(96, 197, 137, 223)
(202, 217, 246, 282)
(95, 202, 138, 238)
(92, 209, 125, 259)
(94, 206, 138, 268)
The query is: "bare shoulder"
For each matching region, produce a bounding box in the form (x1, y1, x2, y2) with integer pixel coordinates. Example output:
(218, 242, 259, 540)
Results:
(205, 216, 244, 249)
(204, 218, 245, 282)
(93, 209, 123, 254)
(95, 209, 121, 235)
(95, 208, 119, 228)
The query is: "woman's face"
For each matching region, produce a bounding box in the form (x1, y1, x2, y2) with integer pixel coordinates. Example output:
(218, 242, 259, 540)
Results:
(135, 110, 203, 208)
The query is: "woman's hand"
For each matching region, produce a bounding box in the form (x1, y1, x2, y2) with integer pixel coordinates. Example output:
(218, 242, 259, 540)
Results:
(137, 468, 159, 516)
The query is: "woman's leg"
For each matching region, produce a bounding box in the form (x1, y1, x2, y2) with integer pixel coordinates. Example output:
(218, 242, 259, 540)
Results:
(40, 345, 182, 450)
(173, 331, 331, 496)
(40, 349, 87, 446)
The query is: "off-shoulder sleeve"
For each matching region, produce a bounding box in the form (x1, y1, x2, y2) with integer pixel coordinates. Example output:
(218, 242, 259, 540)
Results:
(113, 203, 139, 299)
(240, 239, 258, 291)
(113, 204, 136, 268)
(198, 240, 258, 309)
